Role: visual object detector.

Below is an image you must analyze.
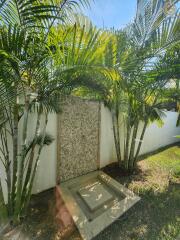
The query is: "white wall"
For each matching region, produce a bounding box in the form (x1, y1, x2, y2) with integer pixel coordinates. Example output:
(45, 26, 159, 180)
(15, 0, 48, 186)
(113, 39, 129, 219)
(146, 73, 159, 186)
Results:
(11, 112, 57, 195)
(32, 113, 57, 194)
(0, 113, 57, 202)
(100, 103, 116, 167)
(140, 111, 180, 155)
(99, 105, 180, 168)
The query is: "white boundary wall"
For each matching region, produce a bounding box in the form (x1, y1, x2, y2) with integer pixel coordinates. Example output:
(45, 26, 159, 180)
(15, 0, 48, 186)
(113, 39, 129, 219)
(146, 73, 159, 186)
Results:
(100, 104, 180, 168)
(32, 113, 57, 194)
(1, 103, 180, 199)
(0, 113, 58, 201)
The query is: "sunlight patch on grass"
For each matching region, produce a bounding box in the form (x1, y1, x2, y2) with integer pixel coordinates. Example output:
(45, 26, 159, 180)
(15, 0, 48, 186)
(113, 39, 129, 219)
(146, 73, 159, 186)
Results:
(145, 146, 180, 177)
(128, 145, 180, 196)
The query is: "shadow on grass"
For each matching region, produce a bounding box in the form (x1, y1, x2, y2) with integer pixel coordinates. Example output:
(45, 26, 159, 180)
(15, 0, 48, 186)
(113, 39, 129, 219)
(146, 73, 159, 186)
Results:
(94, 178, 180, 240)
(137, 142, 180, 162)
(19, 173, 179, 240)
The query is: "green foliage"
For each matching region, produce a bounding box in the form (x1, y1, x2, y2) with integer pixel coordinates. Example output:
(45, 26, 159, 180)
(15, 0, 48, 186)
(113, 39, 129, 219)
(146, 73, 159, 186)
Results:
(98, 0, 180, 171)
(0, 0, 113, 226)
(0, 0, 91, 27)
(36, 133, 54, 146)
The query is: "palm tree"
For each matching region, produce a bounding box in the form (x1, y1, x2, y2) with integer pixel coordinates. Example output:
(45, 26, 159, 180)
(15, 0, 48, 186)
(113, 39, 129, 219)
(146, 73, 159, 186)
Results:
(100, 0, 180, 171)
(158, 43, 180, 126)
(0, 1, 113, 226)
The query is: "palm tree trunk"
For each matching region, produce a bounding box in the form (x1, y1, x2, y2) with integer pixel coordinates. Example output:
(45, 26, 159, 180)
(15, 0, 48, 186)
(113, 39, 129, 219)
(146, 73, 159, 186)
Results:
(22, 112, 48, 214)
(123, 115, 126, 161)
(20, 110, 42, 212)
(0, 178, 8, 223)
(0, 127, 12, 216)
(116, 105, 121, 164)
(128, 120, 139, 170)
(14, 98, 30, 222)
(4, 129, 11, 215)
(133, 120, 148, 167)
(6, 160, 11, 217)
(124, 116, 131, 170)
(112, 111, 121, 163)
(12, 104, 19, 211)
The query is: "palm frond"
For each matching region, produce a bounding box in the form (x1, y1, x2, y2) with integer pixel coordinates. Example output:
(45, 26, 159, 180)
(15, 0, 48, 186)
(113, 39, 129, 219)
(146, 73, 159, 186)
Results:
(36, 132, 54, 146)
(48, 22, 110, 67)
(0, 0, 91, 28)
(132, 0, 179, 47)
(147, 11, 180, 55)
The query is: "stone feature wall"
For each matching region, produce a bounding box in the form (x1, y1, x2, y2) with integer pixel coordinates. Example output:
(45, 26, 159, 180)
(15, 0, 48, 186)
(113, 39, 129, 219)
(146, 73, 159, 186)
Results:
(57, 96, 100, 182)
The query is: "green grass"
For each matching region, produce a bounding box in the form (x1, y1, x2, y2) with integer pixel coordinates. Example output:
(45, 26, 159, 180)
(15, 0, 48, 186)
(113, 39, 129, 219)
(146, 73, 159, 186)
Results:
(146, 146, 180, 177)
(94, 144, 180, 240)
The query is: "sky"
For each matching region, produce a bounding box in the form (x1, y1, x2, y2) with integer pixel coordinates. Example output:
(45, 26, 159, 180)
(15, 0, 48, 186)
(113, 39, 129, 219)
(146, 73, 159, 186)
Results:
(82, 0, 137, 30)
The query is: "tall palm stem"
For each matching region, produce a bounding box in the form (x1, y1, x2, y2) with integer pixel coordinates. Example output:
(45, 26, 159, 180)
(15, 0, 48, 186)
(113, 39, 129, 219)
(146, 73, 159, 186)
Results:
(0, 178, 7, 223)
(124, 113, 131, 170)
(21, 107, 42, 213)
(14, 96, 30, 222)
(23, 111, 48, 215)
(0, 128, 11, 215)
(134, 119, 148, 166)
(11, 104, 19, 211)
(116, 104, 122, 164)
(112, 110, 121, 163)
(128, 120, 139, 170)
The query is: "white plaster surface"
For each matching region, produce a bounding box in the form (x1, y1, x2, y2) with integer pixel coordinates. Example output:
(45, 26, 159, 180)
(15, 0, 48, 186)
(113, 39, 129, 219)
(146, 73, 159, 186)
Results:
(99, 107, 180, 168)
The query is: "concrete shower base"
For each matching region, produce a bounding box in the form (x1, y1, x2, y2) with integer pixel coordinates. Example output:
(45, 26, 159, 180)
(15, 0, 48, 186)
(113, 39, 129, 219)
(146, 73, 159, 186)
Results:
(59, 171, 140, 240)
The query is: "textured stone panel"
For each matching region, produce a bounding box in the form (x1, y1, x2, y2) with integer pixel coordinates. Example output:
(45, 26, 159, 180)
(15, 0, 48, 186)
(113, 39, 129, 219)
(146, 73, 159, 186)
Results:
(57, 96, 100, 182)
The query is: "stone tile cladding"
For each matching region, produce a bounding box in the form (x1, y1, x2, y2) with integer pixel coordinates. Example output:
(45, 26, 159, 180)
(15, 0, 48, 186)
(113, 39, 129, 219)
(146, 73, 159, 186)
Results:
(57, 96, 100, 182)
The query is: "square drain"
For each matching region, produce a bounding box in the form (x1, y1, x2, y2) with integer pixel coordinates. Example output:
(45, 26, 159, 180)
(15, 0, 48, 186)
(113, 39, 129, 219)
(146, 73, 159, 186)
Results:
(59, 171, 140, 240)
(78, 181, 113, 212)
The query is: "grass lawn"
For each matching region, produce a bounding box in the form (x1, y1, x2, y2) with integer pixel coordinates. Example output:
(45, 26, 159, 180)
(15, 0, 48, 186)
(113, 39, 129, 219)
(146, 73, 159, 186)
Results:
(3, 144, 180, 240)
(145, 145, 180, 177)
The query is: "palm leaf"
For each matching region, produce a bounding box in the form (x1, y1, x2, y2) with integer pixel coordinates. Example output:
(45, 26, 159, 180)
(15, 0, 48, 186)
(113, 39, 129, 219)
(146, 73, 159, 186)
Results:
(0, 0, 91, 28)
(48, 22, 110, 67)
(132, 0, 179, 46)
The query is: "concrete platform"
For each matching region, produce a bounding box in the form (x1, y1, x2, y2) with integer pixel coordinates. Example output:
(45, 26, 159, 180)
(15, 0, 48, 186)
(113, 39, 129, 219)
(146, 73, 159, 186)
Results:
(59, 171, 140, 240)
